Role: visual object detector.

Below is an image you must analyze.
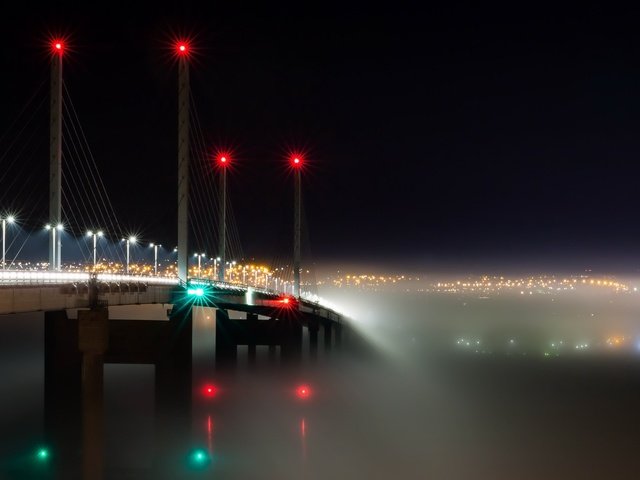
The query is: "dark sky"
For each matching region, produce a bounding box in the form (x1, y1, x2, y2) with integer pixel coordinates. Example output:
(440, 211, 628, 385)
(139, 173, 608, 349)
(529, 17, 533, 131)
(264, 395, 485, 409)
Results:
(1, 2, 640, 272)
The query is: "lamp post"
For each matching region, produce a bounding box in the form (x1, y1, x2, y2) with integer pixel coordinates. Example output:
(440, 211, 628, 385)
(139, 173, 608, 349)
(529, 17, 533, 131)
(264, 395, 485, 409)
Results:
(150, 243, 161, 276)
(45, 223, 64, 270)
(87, 230, 104, 269)
(2, 215, 15, 270)
(213, 257, 220, 280)
(194, 253, 205, 278)
(122, 236, 137, 274)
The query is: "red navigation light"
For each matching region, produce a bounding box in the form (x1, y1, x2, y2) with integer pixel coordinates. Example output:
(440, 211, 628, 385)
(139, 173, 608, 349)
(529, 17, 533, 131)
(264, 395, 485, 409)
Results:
(219, 155, 228, 165)
(296, 384, 312, 399)
(279, 296, 295, 307)
(202, 384, 218, 398)
(291, 155, 303, 168)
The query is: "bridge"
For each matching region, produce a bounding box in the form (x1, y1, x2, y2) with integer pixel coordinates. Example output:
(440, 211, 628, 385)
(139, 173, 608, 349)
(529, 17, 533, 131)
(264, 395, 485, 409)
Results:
(0, 37, 351, 354)
(0, 37, 360, 479)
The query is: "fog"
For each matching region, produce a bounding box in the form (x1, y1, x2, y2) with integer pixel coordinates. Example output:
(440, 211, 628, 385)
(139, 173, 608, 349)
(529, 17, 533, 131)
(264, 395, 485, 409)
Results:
(2, 275, 640, 478)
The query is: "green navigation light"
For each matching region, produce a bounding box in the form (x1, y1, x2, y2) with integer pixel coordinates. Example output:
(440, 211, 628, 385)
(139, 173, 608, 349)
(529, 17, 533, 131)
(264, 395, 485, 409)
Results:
(36, 448, 49, 461)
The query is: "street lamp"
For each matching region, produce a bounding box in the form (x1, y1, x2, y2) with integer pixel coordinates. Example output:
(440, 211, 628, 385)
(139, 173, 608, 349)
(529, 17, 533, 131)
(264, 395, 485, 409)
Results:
(213, 257, 221, 281)
(150, 243, 161, 276)
(2, 215, 15, 270)
(45, 223, 64, 270)
(121, 236, 137, 274)
(86, 230, 104, 269)
(194, 253, 205, 278)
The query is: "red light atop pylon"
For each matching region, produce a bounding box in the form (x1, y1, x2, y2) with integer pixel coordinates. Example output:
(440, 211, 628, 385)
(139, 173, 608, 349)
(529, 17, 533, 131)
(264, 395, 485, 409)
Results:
(214, 150, 233, 168)
(176, 41, 190, 57)
(51, 39, 65, 55)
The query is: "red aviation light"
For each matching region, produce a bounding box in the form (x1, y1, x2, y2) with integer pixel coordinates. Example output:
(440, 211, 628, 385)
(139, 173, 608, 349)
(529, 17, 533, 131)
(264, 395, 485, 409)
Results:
(291, 156, 303, 168)
(214, 149, 233, 169)
(296, 384, 312, 399)
(175, 40, 190, 57)
(51, 39, 65, 55)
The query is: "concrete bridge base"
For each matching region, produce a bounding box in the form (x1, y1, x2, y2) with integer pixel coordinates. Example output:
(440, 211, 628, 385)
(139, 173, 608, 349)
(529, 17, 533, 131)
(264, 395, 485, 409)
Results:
(42, 296, 349, 478)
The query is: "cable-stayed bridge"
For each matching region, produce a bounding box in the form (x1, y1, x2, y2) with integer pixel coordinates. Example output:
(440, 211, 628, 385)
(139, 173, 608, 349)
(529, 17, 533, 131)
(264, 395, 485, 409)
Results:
(0, 36, 365, 480)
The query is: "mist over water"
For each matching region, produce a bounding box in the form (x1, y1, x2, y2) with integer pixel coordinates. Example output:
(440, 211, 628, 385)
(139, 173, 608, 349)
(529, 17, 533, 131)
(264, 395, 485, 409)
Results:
(2, 278, 640, 479)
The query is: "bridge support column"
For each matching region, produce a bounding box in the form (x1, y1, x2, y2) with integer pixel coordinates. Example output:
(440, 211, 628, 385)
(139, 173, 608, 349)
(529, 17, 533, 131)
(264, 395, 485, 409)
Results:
(308, 321, 319, 362)
(323, 322, 332, 352)
(44, 310, 81, 478)
(247, 313, 257, 367)
(215, 309, 237, 368)
(155, 304, 192, 478)
(334, 323, 342, 349)
(78, 307, 109, 480)
(268, 345, 277, 363)
(281, 320, 303, 364)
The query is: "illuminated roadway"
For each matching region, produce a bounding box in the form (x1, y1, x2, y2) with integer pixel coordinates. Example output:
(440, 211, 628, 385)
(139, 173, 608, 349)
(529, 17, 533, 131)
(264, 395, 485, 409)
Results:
(0, 270, 345, 324)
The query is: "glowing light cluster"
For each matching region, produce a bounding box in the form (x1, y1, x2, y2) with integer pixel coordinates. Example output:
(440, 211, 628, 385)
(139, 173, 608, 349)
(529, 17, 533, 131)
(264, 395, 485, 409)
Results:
(325, 273, 632, 294)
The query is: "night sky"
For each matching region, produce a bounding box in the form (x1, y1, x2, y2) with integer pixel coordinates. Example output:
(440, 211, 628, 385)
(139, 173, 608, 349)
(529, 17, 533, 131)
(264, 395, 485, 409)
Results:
(1, 2, 640, 273)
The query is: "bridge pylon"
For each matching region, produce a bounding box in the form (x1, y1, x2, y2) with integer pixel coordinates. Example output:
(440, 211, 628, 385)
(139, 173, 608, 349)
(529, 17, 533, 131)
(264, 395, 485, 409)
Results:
(176, 41, 190, 282)
(49, 40, 64, 270)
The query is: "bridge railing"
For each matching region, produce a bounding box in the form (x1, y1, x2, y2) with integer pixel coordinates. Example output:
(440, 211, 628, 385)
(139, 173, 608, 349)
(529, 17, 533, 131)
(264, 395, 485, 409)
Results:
(0, 270, 180, 287)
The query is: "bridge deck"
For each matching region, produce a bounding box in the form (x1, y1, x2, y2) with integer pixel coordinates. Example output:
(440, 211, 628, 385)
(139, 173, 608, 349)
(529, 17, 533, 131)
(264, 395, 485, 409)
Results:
(0, 271, 345, 323)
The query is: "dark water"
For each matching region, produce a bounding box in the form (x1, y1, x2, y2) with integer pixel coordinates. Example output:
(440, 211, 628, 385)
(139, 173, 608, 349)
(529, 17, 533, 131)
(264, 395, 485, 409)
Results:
(2, 290, 640, 479)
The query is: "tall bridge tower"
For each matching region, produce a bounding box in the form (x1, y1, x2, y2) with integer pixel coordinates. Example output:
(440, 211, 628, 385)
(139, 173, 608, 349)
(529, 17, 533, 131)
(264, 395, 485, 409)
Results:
(49, 40, 63, 270)
(176, 41, 190, 282)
